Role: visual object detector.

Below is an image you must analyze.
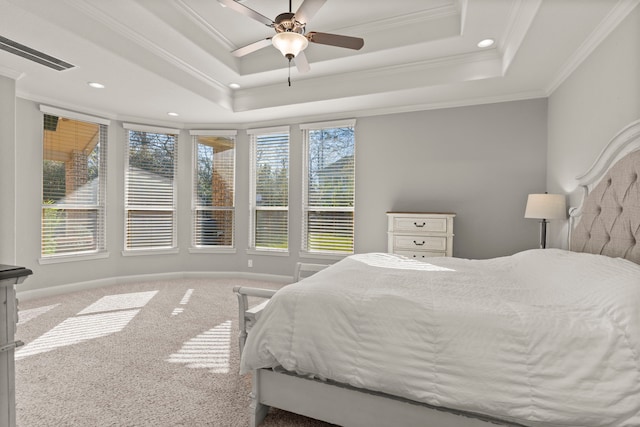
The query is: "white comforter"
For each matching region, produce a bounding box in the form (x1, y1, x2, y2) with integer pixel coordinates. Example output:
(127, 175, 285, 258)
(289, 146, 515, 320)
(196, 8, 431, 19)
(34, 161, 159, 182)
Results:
(240, 250, 640, 427)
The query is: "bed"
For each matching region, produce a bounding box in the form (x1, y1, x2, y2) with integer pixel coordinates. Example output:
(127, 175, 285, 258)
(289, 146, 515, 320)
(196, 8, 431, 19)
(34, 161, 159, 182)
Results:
(235, 119, 640, 427)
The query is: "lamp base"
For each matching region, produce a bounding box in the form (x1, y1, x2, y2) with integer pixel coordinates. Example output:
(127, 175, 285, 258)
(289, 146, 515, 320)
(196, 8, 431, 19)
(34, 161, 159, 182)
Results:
(538, 219, 548, 249)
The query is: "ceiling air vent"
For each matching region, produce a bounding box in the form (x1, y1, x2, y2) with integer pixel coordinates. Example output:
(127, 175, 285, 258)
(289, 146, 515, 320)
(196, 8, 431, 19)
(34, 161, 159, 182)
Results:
(0, 35, 75, 71)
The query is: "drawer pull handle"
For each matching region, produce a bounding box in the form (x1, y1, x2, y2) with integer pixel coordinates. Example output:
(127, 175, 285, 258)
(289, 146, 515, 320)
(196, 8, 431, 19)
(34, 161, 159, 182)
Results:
(414, 222, 426, 228)
(413, 240, 425, 246)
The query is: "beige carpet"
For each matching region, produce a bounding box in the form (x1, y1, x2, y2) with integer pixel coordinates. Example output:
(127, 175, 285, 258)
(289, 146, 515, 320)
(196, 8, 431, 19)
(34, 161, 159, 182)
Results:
(15, 278, 335, 427)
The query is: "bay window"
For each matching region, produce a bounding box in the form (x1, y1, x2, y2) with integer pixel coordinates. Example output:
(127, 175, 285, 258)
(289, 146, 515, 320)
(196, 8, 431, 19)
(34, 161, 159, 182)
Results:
(41, 105, 109, 259)
(191, 130, 236, 249)
(301, 120, 356, 255)
(124, 124, 178, 252)
(248, 126, 290, 252)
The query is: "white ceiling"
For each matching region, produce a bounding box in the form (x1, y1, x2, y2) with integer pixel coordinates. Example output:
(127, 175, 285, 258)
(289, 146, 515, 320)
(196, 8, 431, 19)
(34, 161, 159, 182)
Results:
(0, 0, 633, 127)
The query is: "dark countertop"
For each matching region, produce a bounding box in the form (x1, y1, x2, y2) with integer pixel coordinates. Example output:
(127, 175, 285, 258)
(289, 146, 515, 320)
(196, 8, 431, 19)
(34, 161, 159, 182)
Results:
(0, 264, 33, 281)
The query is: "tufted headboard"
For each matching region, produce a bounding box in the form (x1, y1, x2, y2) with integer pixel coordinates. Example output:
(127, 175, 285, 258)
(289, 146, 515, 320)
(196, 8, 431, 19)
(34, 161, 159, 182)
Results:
(569, 119, 640, 264)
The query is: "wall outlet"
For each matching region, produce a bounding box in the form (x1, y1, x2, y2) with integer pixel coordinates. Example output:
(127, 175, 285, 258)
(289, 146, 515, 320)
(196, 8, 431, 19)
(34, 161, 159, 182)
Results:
(248, 259, 253, 268)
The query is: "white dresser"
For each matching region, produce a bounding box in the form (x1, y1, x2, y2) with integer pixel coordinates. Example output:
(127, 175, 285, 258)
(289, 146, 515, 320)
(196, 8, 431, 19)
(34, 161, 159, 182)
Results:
(386, 212, 455, 258)
(0, 265, 31, 427)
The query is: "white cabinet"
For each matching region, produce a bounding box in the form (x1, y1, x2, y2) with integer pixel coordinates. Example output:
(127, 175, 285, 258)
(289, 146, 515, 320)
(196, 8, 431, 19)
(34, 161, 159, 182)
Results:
(0, 265, 31, 427)
(386, 212, 455, 258)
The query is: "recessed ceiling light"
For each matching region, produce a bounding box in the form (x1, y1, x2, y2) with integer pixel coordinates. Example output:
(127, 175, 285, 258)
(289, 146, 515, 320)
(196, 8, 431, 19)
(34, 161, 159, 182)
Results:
(477, 39, 495, 48)
(229, 83, 241, 89)
(88, 82, 105, 89)
(167, 112, 179, 117)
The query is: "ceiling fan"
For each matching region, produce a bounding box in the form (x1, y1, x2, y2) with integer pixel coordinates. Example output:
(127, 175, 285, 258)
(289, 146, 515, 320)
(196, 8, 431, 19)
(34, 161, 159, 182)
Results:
(218, 0, 364, 78)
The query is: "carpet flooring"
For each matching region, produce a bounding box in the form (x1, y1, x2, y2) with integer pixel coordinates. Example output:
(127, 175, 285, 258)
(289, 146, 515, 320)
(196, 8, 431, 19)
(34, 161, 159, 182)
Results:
(15, 278, 335, 427)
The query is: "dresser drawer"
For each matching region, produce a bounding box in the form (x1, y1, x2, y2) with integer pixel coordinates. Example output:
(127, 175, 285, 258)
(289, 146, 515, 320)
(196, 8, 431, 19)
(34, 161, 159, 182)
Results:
(387, 212, 455, 258)
(394, 250, 446, 259)
(392, 216, 448, 233)
(393, 235, 447, 252)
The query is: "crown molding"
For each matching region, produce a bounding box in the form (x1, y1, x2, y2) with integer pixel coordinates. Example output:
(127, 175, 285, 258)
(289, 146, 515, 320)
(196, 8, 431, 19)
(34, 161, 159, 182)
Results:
(545, 0, 640, 95)
(173, 0, 236, 51)
(233, 48, 502, 112)
(348, 90, 548, 120)
(17, 84, 547, 131)
(500, 0, 542, 74)
(0, 64, 25, 80)
(341, 3, 459, 35)
(223, 89, 549, 131)
(16, 91, 119, 120)
(116, 114, 187, 130)
(64, 0, 230, 92)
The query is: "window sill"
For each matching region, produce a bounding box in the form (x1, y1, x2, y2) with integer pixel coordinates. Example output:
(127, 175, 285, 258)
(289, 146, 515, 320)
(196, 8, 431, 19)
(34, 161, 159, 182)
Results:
(121, 248, 180, 257)
(39, 251, 110, 265)
(246, 249, 290, 257)
(189, 247, 237, 254)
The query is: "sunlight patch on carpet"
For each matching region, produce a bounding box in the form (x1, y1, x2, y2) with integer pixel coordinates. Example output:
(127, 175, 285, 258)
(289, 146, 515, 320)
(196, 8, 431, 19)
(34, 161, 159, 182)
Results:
(15, 309, 140, 360)
(16, 290, 158, 360)
(18, 304, 60, 325)
(77, 290, 158, 315)
(171, 289, 194, 316)
(166, 320, 231, 373)
(180, 289, 194, 305)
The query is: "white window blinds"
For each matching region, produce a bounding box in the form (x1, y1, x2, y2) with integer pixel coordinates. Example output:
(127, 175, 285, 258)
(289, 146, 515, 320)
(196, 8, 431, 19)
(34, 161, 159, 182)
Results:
(248, 127, 289, 251)
(41, 106, 109, 257)
(124, 124, 178, 250)
(301, 120, 356, 254)
(191, 131, 236, 248)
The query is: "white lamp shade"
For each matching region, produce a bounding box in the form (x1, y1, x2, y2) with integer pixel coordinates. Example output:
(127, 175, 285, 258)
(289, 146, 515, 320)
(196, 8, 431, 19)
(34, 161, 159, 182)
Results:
(272, 32, 308, 58)
(524, 194, 567, 220)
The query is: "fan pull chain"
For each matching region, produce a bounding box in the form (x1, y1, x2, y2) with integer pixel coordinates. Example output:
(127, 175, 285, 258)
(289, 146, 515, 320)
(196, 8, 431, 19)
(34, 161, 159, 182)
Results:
(288, 59, 291, 86)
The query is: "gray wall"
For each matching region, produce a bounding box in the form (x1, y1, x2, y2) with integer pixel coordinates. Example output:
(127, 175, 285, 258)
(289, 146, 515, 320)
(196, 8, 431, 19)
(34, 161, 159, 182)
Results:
(8, 95, 547, 293)
(547, 5, 640, 248)
(0, 76, 17, 265)
(354, 100, 548, 259)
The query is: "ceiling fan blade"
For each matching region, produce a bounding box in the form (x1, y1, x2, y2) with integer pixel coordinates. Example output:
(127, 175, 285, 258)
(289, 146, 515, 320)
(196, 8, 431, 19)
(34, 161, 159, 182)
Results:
(307, 32, 364, 50)
(293, 0, 327, 25)
(218, 0, 273, 26)
(294, 51, 310, 73)
(231, 38, 273, 57)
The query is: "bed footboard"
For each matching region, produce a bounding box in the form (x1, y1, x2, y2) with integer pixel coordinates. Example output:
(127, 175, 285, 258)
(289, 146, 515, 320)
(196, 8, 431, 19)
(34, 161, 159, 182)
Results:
(233, 286, 277, 354)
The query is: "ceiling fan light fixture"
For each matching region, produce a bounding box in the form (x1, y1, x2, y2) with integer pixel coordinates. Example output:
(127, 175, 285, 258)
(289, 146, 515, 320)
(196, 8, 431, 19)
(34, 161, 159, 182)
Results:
(272, 31, 308, 59)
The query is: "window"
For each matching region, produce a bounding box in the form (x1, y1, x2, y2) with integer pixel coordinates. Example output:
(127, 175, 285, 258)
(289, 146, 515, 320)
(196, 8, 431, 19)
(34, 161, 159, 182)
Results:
(41, 106, 109, 258)
(248, 126, 289, 252)
(191, 131, 236, 248)
(301, 120, 356, 254)
(124, 124, 179, 251)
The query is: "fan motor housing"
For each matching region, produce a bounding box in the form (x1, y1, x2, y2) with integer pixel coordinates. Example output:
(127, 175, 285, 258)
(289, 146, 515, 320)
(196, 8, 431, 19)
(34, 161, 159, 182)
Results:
(274, 12, 305, 34)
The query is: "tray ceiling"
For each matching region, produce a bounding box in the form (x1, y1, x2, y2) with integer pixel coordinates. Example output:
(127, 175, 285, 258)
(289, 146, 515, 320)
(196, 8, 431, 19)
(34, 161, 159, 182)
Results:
(0, 0, 634, 126)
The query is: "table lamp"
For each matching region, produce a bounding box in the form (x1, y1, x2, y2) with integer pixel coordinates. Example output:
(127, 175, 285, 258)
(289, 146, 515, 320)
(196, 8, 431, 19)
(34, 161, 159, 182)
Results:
(525, 193, 567, 248)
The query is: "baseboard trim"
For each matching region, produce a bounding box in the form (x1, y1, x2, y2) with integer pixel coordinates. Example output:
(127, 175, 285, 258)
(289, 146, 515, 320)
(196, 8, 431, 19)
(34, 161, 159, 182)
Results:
(17, 271, 293, 302)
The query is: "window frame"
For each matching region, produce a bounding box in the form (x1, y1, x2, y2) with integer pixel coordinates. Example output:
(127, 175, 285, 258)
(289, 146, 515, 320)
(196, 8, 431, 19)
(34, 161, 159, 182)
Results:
(122, 123, 180, 255)
(39, 105, 110, 263)
(300, 119, 356, 259)
(190, 130, 237, 253)
(247, 126, 290, 254)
